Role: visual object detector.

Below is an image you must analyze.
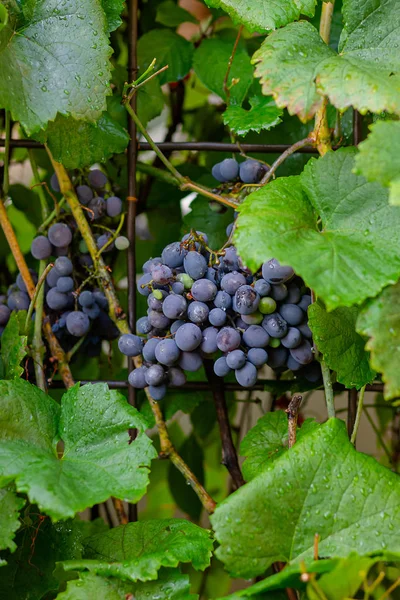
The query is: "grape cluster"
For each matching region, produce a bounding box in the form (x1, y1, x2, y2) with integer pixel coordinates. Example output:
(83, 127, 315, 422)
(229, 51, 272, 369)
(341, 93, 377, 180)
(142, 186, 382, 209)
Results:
(212, 158, 268, 184)
(124, 227, 320, 400)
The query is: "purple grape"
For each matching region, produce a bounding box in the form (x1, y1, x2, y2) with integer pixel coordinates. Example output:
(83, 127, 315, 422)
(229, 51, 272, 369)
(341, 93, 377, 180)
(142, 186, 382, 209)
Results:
(183, 251, 207, 280)
(79, 291, 94, 307)
(46, 289, 68, 311)
(290, 340, 313, 365)
(287, 355, 302, 371)
(214, 356, 231, 377)
(175, 323, 202, 351)
(143, 257, 162, 273)
(235, 361, 258, 387)
(262, 313, 288, 339)
(170, 319, 185, 334)
(217, 327, 241, 352)
(168, 367, 186, 386)
(279, 304, 304, 326)
(191, 279, 218, 302)
(88, 169, 108, 189)
(214, 291, 232, 310)
(148, 310, 170, 330)
(151, 265, 173, 285)
(55, 256, 73, 276)
(209, 308, 227, 327)
(83, 303, 101, 319)
(233, 285, 260, 315)
(172, 282, 185, 294)
(219, 246, 240, 272)
(247, 347, 268, 367)
(297, 322, 312, 339)
(239, 160, 267, 184)
(56, 277, 74, 293)
(97, 233, 114, 253)
(0, 304, 10, 325)
(187, 301, 209, 324)
(50, 172, 60, 192)
(281, 327, 302, 349)
(136, 316, 152, 335)
(200, 326, 219, 354)
(66, 311, 90, 336)
(235, 317, 249, 331)
(298, 294, 312, 312)
(226, 222, 234, 237)
(143, 338, 160, 362)
(162, 242, 187, 268)
(106, 196, 122, 217)
(220, 158, 239, 181)
(226, 349, 246, 369)
(155, 338, 180, 366)
(149, 384, 167, 401)
(221, 271, 247, 295)
(93, 290, 108, 309)
(48, 223, 72, 248)
(262, 259, 294, 284)
(31, 236, 52, 260)
(254, 279, 271, 297)
(162, 294, 187, 319)
(178, 351, 202, 372)
(302, 361, 321, 382)
(128, 366, 148, 388)
(148, 291, 167, 311)
(145, 364, 165, 386)
(88, 196, 106, 220)
(118, 333, 144, 357)
(243, 325, 270, 348)
(270, 284, 288, 302)
(267, 346, 288, 369)
(76, 185, 93, 205)
(286, 283, 302, 304)
(137, 273, 153, 296)
(212, 162, 225, 183)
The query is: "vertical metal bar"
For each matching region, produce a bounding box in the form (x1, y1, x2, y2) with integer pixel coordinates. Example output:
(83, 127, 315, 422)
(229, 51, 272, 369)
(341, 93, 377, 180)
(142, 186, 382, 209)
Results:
(127, 0, 139, 523)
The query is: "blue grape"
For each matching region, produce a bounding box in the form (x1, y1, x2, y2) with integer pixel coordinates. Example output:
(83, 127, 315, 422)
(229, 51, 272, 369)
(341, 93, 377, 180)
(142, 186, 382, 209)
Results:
(168, 367, 186, 386)
(178, 351, 202, 372)
(143, 338, 160, 362)
(286, 283, 301, 304)
(170, 319, 185, 334)
(290, 340, 313, 365)
(270, 284, 288, 301)
(183, 251, 207, 280)
(66, 311, 90, 336)
(48, 223, 72, 248)
(281, 327, 302, 349)
(214, 291, 232, 310)
(262, 313, 288, 339)
(287, 355, 302, 371)
(243, 325, 270, 348)
(187, 301, 209, 324)
(267, 346, 288, 369)
(200, 327, 219, 354)
(172, 281, 184, 294)
(191, 279, 218, 302)
(16, 270, 37, 293)
(219, 246, 240, 272)
(76, 185, 93, 205)
(226, 349, 246, 369)
(162, 294, 187, 319)
(143, 257, 162, 273)
(93, 290, 108, 309)
(235, 361, 258, 387)
(50, 172, 60, 192)
(298, 322, 312, 339)
(31, 236, 52, 260)
(148, 310, 170, 330)
(239, 159, 267, 184)
(302, 362, 321, 382)
(149, 384, 167, 400)
(97, 233, 114, 253)
(128, 366, 147, 388)
(216, 327, 241, 352)
(254, 279, 271, 297)
(137, 273, 153, 296)
(88, 169, 108, 189)
(88, 196, 106, 220)
(118, 333, 144, 357)
(279, 304, 304, 326)
(106, 196, 122, 217)
(56, 277, 74, 293)
(262, 259, 294, 284)
(83, 303, 101, 319)
(214, 356, 231, 377)
(46, 289, 68, 311)
(233, 285, 260, 315)
(155, 338, 180, 366)
(209, 307, 227, 327)
(226, 222, 234, 237)
(235, 317, 249, 331)
(79, 290, 94, 307)
(136, 316, 152, 334)
(247, 347, 268, 367)
(0, 304, 10, 325)
(148, 290, 167, 311)
(205, 267, 218, 284)
(221, 271, 246, 295)
(55, 256, 73, 276)
(162, 242, 186, 268)
(151, 264, 172, 285)
(175, 323, 202, 351)
(220, 158, 239, 181)
(145, 364, 165, 386)
(298, 294, 312, 312)
(211, 162, 225, 182)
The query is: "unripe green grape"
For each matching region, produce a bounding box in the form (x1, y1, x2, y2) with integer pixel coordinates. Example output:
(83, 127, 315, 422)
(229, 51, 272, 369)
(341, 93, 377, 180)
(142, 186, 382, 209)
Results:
(259, 297, 277, 314)
(152, 289, 164, 300)
(269, 337, 281, 348)
(115, 235, 129, 250)
(241, 311, 263, 325)
(79, 239, 88, 253)
(177, 273, 194, 289)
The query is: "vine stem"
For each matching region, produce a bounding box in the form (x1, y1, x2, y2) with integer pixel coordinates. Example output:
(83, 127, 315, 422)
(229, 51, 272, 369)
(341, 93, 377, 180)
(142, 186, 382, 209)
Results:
(24, 263, 54, 333)
(260, 137, 315, 185)
(3, 111, 11, 196)
(313, 1, 335, 155)
(320, 359, 335, 419)
(350, 385, 366, 445)
(31, 261, 47, 391)
(223, 25, 243, 104)
(124, 102, 238, 210)
(48, 153, 217, 514)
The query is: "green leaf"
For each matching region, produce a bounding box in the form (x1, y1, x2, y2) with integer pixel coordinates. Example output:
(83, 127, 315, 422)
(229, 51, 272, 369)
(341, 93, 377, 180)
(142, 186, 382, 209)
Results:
(204, 0, 317, 33)
(60, 519, 213, 581)
(223, 96, 282, 136)
(9, 184, 43, 227)
(138, 29, 194, 85)
(168, 435, 205, 520)
(156, 1, 197, 27)
(240, 412, 317, 480)
(355, 121, 400, 206)
(0, 381, 156, 520)
(0, 3, 8, 33)
(56, 569, 197, 600)
(307, 555, 378, 600)
(253, 18, 400, 122)
(357, 282, 400, 400)
(100, 0, 125, 33)
(0, 0, 113, 135)
(0, 312, 27, 379)
(0, 488, 24, 552)
(308, 304, 376, 389)
(211, 418, 400, 579)
(183, 197, 234, 249)
(235, 148, 400, 311)
(137, 77, 165, 126)
(36, 112, 130, 169)
(193, 38, 253, 105)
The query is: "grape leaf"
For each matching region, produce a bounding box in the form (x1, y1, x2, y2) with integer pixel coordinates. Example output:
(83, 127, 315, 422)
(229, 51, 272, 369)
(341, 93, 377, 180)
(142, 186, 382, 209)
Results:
(193, 38, 253, 105)
(235, 148, 400, 310)
(211, 418, 400, 579)
(156, 1, 197, 27)
(354, 121, 400, 206)
(253, 18, 400, 122)
(101, 0, 125, 33)
(308, 304, 376, 389)
(357, 282, 400, 400)
(223, 96, 283, 136)
(168, 435, 205, 521)
(204, 0, 317, 33)
(307, 555, 378, 600)
(0, 488, 24, 553)
(240, 412, 317, 480)
(36, 112, 129, 169)
(59, 519, 213, 581)
(137, 77, 165, 127)
(183, 197, 234, 249)
(56, 569, 197, 600)
(0, 0, 113, 135)
(0, 312, 27, 380)
(0, 380, 156, 520)
(138, 29, 194, 85)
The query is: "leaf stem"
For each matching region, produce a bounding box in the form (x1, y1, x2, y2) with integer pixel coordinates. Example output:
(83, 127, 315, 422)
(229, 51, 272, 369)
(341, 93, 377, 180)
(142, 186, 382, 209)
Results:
(24, 263, 54, 333)
(223, 25, 243, 104)
(28, 149, 49, 219)
(38, 197, 66, 232)
(31, 260, 48, 391)
(48, 152, 217, 514)
(350, 385, 366, 445)
(320, 359, 335, 418)
(260, 137, 315, 185)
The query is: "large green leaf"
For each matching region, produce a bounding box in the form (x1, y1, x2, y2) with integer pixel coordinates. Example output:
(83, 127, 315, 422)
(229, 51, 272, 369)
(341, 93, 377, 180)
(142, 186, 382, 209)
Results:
(240, 413, 317, 480)
(137, 78, 165, 127)
(235, 148, 400, 310)
(0, 312, 27, 379)
(211, 418, 400, 578)
(0, 488, 24, 552)
(60, 519, 213, 581)
(357, 282, 400, 400)
(34, 112, 129, 169)
(193, 38, 253, 105)
(0, 0, 113, 135)
(138, 29, 194, 85)
(0, 381, 156, 520)
(355, 121, 400, 206)
(56, 569, 197, 600)
(253, 17, 400, 122)
(156, 1, 197, 27)
(308, 304, 376, 389)
(223, 96, 282, 136)
(101, 0, 125, 33)
(204, 0, 317, 33)
(168, 435, 205, 521)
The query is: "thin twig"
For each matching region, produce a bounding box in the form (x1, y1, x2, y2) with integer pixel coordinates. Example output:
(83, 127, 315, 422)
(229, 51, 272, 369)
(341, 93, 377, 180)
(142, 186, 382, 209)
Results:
(24, 263, 54, 334)
(223, 25, 243, 104)
(38, 198, 66, 232)
(3, 111, 11, 197)
(127, 65, 169, 101)
(320, 359, 335, 418)
(49, 153, 217, 514)
(204, 360, 245, 489)
(350, 385, 366, 445)
(31, 261, 47, 392)
(286, 395, 303, 448)
(260, 137, 315, 185)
